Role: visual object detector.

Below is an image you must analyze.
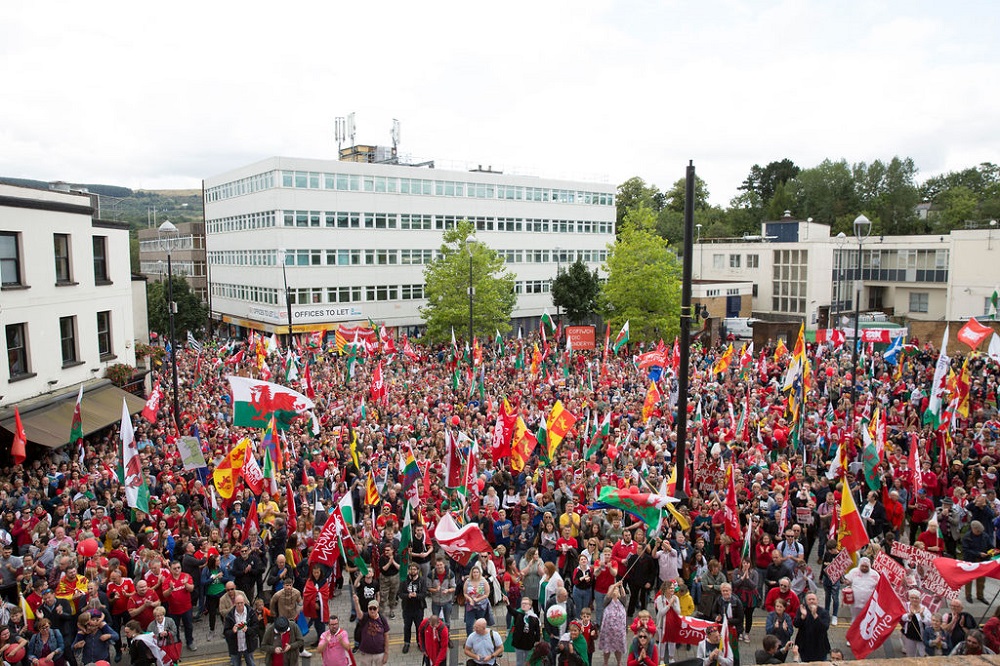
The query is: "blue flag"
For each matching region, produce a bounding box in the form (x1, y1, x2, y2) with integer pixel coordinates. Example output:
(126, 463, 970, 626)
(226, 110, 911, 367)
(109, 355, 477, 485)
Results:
(884, 335, 903, 365)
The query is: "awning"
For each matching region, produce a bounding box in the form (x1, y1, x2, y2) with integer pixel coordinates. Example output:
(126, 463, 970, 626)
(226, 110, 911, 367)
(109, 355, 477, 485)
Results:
(0, 381, 147, 449)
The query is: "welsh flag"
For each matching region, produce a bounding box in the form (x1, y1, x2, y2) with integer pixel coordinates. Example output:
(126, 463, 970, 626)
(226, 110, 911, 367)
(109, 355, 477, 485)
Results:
(584, 411, 611, 460)
(590, 486, 677, 536)
(338, 492, 355, 526)
(142, 382, 163, 422)
(227, 376, 317, 432)
(285, 350, 299, 382)
(70, 385, 84, 445)
(540, 309, 556, 335)
(612, 320, 630, 354)
(923, 326, 950, 429)
(432, 512, 491, 566)
(119, 399, 149, 514)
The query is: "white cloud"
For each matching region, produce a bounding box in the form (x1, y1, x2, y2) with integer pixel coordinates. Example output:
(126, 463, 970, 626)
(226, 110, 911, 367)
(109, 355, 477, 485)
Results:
(1, 0, 998, 204)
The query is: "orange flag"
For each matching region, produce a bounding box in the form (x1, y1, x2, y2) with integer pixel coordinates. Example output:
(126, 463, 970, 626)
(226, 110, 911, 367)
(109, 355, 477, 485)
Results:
(11, 407, 26, 465)
(545, 401, 578, 461)
(642, 381, 661, 423)
(510, 416, 536, 473)
(838, 485, 870, 553)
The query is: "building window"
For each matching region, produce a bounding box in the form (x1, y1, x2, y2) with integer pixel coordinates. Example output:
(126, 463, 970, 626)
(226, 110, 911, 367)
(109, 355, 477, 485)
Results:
(54, 234, 72, 283)
(93, 236, 110, 283)
(729, 254, 741, 268)
(909, 292, 929, 313)
(5, 323, 29, 377)
(97, 311, 113, 358)
(746, 254, 759, 268)
(1, 232, 23, 286)
(59, 316, 78, 365)
(712, 254, 724, 269)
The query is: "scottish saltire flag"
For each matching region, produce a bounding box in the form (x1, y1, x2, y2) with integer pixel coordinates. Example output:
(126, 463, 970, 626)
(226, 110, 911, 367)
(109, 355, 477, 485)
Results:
(884, 335, 903, 366)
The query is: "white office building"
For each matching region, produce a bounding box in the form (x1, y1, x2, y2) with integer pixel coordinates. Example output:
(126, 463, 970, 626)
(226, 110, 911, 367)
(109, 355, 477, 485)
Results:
(203, 156, 616, 335)
(691, 214, 1000, 328)
(0, 183, 145, 451)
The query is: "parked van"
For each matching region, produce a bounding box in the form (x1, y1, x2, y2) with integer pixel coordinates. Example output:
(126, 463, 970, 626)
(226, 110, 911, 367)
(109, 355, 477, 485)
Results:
(724, 317, 757, 340)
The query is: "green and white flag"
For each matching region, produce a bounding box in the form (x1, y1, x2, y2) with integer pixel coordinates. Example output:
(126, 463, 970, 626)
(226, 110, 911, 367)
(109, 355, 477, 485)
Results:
(923, 326, 950, 429)
(338, 492, 355, 526)
(120, 399, 149, 514)
(398, 508, 413, 581)
(285, 350, 299, 382)
(612, 320, 630, 354)
(990, 288, 999, 320)
(540, 309, 556, 334)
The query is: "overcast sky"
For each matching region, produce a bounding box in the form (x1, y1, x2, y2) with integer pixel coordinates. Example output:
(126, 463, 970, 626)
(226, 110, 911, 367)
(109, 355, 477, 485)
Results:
(2, 0, 997, 206)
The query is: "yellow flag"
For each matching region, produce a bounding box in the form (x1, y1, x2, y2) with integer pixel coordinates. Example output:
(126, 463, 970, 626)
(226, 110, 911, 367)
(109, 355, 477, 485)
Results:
(546, 400, 578, 461)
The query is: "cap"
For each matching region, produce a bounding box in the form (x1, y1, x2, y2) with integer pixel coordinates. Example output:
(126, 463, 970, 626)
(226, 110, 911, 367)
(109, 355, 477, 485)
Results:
(274, 616, 290, 632)
(368, 600, 379, 609)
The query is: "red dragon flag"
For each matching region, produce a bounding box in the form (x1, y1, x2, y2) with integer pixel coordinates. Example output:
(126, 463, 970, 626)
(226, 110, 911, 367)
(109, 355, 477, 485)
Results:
(11, 407, 26, 465)
(433, 512, 491, 566)
(142, 381, 163, 422)
(370, 360, 387, 405)
(226, 376, 317, 433)
(119, 399, 149, 513)
(846, 575, 906, 659)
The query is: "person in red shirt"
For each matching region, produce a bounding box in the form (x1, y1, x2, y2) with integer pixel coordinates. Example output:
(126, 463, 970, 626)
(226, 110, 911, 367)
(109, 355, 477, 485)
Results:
(764, 578, 800, 617)
(106, 569, 136, 660)
(163, 560, 196, 650)
(127, 579, 161, 630)
(611, 530, 638, 575)
(144, 559, 168, 598)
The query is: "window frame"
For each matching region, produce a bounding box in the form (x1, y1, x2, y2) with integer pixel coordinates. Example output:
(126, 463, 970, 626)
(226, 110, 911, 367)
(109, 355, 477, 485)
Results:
(97, 310, 113, 359)
(0, 232, 23, 287)
(5, 322, 30, 378)
(93, 236, 110, 284)
(54, 233, 74, 284)
(59, 315, 79, 366)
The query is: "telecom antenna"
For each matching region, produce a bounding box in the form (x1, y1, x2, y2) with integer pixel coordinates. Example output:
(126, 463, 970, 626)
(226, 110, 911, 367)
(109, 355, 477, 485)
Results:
(391, 119, 401, 157)
(347, 112, 356, 147)
(334, 116, 346, 152)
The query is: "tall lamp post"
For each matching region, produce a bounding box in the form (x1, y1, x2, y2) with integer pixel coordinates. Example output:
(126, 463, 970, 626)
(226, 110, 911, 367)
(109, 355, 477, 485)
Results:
(849, 215, 872, 411)
(834, 232, 847, 327)
(279, 250, 294, 348)
(466, 240, 477, 360)
(157, 221, 181, 433)
(553, 246, 562, 321)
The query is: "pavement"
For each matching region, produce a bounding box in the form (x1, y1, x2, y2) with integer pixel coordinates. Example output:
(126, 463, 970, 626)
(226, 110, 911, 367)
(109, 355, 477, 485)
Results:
(173, 578, 1000, 666)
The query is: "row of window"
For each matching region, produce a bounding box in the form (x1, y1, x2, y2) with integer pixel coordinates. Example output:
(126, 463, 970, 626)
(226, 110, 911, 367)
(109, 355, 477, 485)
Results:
(205, 169, 615, 207)
(208, 248, 607, 268)
(711, 253, 760, 270)
(6, 312, 114, 379)
(211, 278, 564, 307)
(137, 235, 204, 253)
(833, 248, 949, 271)
(1, 232, 110, 288)
(138, 260, 207, 278)
(207, 209, 614, 236)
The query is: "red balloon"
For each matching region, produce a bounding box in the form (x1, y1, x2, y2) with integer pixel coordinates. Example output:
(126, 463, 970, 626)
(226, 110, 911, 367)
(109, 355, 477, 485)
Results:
(5, 645, 25, 663)
(477, 478, 486, 492)
(845, 372, 853, 382)
(77, 538, 99, 558)
(451, 415, 461, 427)
(826, 366, 835, 377)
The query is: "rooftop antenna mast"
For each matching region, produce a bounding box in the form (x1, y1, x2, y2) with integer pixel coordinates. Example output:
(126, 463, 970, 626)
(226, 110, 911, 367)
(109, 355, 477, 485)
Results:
(347, 112, 356, 147)
(391, 119, 400, 158)
(334, 116, 346, 153)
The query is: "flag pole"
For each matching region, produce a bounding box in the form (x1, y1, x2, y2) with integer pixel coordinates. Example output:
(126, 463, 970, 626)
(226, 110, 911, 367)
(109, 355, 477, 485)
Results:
(673, 160, 696, 506)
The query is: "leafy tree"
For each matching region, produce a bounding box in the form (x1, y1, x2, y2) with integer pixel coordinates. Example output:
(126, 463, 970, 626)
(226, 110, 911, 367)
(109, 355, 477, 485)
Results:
(930, 186, 979, 232)
(616, 177, 664, 229)
(921, 162, 1000, 201)
(147, 276, 208, 341)
(739, 159, 801, 207)
(788, 159, 858, 226)
(764, 181, 797, 221)
(853, 157, 920, 235)
(552, 259, 600, 324)
(419, 220, 516, 344)
(601, 205, 682, 341)
(663, 175, 710, 213)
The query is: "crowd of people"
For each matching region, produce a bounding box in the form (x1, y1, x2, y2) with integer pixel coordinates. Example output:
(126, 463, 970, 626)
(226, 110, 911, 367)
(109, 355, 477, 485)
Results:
(1, 325, 999, 666)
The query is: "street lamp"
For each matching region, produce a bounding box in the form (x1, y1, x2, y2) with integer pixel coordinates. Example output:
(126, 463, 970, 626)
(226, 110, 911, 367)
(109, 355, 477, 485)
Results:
(466, 240, 477, 359)
(835, 231, 847, 327)
(849, 214, 872, 414)
(157, 220, 181, 434)
(278, 249, 294, 348)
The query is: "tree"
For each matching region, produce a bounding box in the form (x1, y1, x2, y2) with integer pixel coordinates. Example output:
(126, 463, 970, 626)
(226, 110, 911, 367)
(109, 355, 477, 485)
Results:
(552, 259, 600, 324)
(419, 220, 516, 344)
(616, 177, 664, 229)
(739, 159, 801, 212)
(787, 159, 858, 226)
(146, 276, 207, 341)
(853, 157, 920, 235)
(663, 176, 710, 213)
(601, 205, 682, 342)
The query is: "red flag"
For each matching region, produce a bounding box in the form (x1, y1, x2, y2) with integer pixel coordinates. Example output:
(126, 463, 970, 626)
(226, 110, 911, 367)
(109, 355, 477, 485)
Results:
(285, 479, 297, 533)
(957, 317, 992, 350)
(244, 498, 260, 536)
(845, 575, 907, 659)
(370, 361, 387, 405)
(444, 431, 464, 488)
(662, 608, 718, 645)
(226, 349, 245, 366)
(724, 464, 742, 542)
(672, 337, 680, 371)
(933, 556, 1000, 588)
(11, 407, 26, 465)
(491, 400, 517, 464)
(402, 336, 420, 362)
(432, 513, 491, 566)
(838, 484, 870, 553)
(302, 362, 315, 400)
(241, 440, 264, 495)
(142, 382, 163, 422)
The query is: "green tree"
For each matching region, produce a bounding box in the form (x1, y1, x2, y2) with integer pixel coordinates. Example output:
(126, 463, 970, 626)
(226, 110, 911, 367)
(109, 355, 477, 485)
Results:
(147, 276, 208, 341)
(853, 157, 920, 235)
(419, 220, 516, 344)
(552, 258, 600, 324)
(616, 177, 664, 229)
(601, 205, 682, 341)
(787, 159, 858, 225)
(930, 186, 979, 232)
(663, 176, 710, 213)
(739, 159, 801, 208)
